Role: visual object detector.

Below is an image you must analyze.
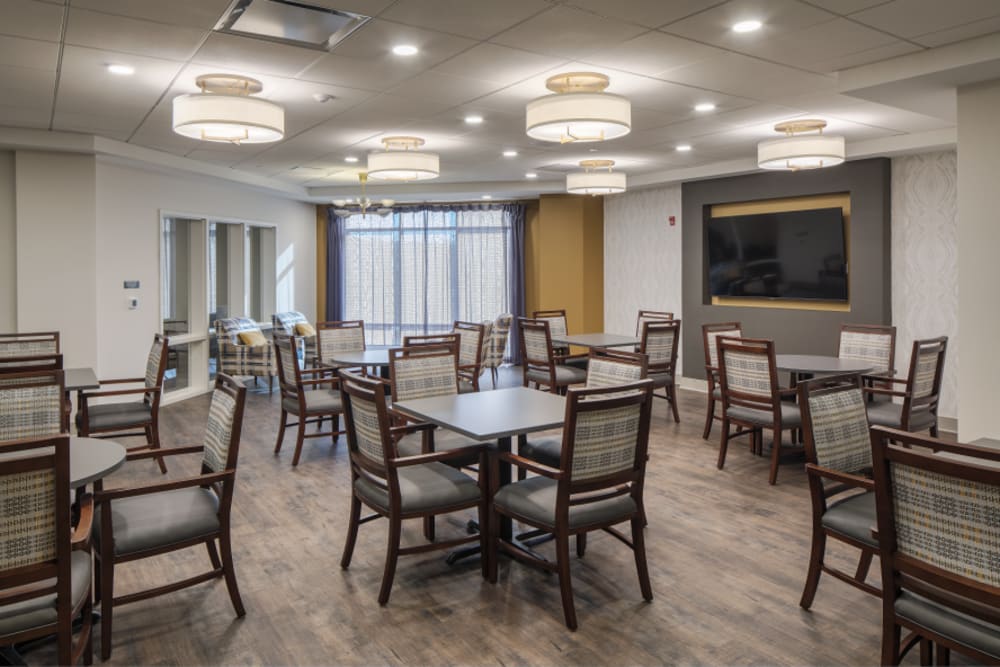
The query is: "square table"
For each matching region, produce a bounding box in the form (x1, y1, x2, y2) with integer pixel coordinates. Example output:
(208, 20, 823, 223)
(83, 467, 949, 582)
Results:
(64, 367, 99, 392)
(392, 386, 566, 541)
(549, 332, 639, 349)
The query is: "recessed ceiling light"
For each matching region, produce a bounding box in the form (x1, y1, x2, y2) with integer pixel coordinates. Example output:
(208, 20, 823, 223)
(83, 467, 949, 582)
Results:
(676, 144, 692, 152)
(481, 194, 492, 200)
(694, 102, 716, 112)
(345, 156, 358, 163)
(106, 64, 134, 76)
(313, 93, 334, 103)
(465, 114, 484, 125)
(525, 172, 538, 179)
(392, 44, 418, 56)
(502, 150, 518, 157)
(732, 20, 762, 33)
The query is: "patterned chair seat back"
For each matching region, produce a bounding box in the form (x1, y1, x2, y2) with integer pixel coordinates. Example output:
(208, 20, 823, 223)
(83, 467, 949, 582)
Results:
(533, 310, 568, 339)
(452, 322, 485, 369)
(389, 345, 459, 401)
(0, 332, 60, 367)
(838, 324, 895, 375)
(273, 335, 304, 397)
(340, 371, 393, 471)
(703, 323, 743, 370)
(635, 310, 673, 337)
(272, 312, 309, 336)
(799, 375, 871, 475)
(215, 317, 262, 345)
(718, 337, 778, 412)
(200, 374, 246, 475)
(586, 349, 648, 389)
(519, 319, 554, 366)
(640, 320, 680, 373)
(0, 370, 65, 441)
(317, 321, 366, 364)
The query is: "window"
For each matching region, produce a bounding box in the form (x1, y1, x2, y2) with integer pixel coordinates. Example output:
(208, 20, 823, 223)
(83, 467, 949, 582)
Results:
(340, 207, 513, 345)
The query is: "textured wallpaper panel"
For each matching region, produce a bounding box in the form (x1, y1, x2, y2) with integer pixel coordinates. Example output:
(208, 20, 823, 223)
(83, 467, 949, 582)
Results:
(891, 150, 958, 419)
(604, 186, 684, 375)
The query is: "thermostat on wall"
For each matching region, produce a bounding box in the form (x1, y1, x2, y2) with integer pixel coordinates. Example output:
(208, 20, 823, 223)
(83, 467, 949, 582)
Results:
(123, 280, 140, 289)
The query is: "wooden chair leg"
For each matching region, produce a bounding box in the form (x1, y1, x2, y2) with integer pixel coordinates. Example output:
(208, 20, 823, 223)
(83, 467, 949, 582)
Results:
(555, 531, 577, 631)
(919, 638, 932, 666)
(632, 513, 653, 601)
(882, 614, 902, 666)
(268, 376, 274, 394)
(855, 548, 874, 584)
(487, 503, 499, 584)
(702, 393, 715, 439)
(206, 539, 222, 570)
(100, 552, 114, 660)
(147, 419, 168, 474)
(291, 413, 307, 466)
(768, 423, 782, 485)
(937, 645, 950, 666)
(219, 530, 245, 617)
(332, 413, 339, 443)
(576, 533, 587, 557)
(717, 418, 731, 470)
(799, 529, 826, 609)
(274, 410, 288, 454)
(377, 516, 402, 606)
(423, 516, 436, 542)
(668, 383, 680, 423)
(491, 367, 498, 388)
(478, 487, 490, 580)
(82, 594, 93, 666)
(341, 494, 361, 569)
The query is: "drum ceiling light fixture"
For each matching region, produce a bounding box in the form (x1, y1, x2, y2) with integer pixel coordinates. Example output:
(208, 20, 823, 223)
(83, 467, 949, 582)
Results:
(172, 74, 284, 144)
(366, 136, 439, 181)
(757, 119, 845, 170)
(566, 159, 626, 195)
(526, 72, 631, 144)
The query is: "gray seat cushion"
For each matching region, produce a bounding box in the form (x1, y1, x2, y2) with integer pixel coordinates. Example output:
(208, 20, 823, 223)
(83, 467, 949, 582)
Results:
(821, 491, 877, 547)
(866, 401, 936, 431)
(96, 487, 220, 556)
(0, 551, 91, 636)
(519, 436, 561, 469)
(895, 591, 1000, 658)
(726, 401, 802, 427)
(564, 357, 589, 370)
(458, 380, 477, 394)
(282, 389, 341, 415)
(526, 365, 587, 387)
(712, 386, 722, 400)
(648, 371, 673, 389)
(354, 462, 481, 514)
(395, 429, 488, 467)
(77, 401, 151, 431)
(493, 475, 637, 530)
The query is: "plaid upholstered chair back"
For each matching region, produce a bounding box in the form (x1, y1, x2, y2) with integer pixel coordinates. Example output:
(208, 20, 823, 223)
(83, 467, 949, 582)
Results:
(532, 310, 568, 338)
(0, 369, 66, 441)
(838, 324, 896, 375)
(640, 319, 680, 372)
(200, 374, 247, 476)
(0, 332, 60, 359)
(635, 310, 672, 337)
(339, 371, 392, 471)
(586, 348, 648, 388)
(215, 317, 261, 344)
(799, 374, 871, 475)
(519, 319, 554, 365)
(718, 337, 778, 411)
(272, 312, 308, 336)
(482, 314, 511, 369)
(316, 320, 366, 363)
(702, 322, 742, 370)
(389, 345, 458, 401)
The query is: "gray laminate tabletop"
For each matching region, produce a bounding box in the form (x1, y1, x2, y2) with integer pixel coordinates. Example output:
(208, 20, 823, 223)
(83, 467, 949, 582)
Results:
(326, 348, 390, 367)
(549, 332, 640, 349)
(775, 354, 873, 375)
(971, 437, 1000, 450)
(0, 436, 126, 488)
(65, 367, 100, 392)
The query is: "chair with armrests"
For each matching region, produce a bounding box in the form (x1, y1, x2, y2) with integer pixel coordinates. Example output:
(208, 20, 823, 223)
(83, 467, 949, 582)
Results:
(402, 333, 459, 349)
(0, 435, 93, 666)
(488, 380, 655, 630)
(0, 353, 63, 374)
(315, 320, 366, 370)
(0, 369, 66, 441)
(0, 331, 60, 360)
(641, 319, 681, 423)
(519, 319, 587, 395)
(717, 336, 801, 485)
(95, 374, 247, 660)
(838, 323, 896, 381)
(273, 334, 344, 466)
(870, 426, 1000, 666)
(338, 371, 488, 605)
(797, 373, 879, 611)
(864, 337, 947, 437)
(701, 322, 742, 440)
(77, 334, 170, 474)
(635, 309, 673, 337)
(214, 317, 276, 392)
(452, 321, 486, 393)
(272, 311, 317, 363)
(532, 309, 587, 368)
(481, 314, 510, 389)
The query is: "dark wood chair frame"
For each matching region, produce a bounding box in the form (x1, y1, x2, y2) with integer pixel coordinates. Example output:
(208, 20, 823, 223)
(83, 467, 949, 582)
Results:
(0, 435, 93, 666)
(870, 426, 1000, 666)
(531, 308, 586, 365)
(640, 319, 681, 423)
(519, 318, 585, 395)
(0, 331, 60, 356)
(338, 371, 489, 605)
(863, 336, 947, 437)
(94, 374, 247, 660)
(635, 309, 673, 336)
(452, 321, 486, 392)
(839, 323, 896, 376)
(77, 333, 170, 474)
(0, 352, 63, 372)
(717, 336, 800, 486)
(315, 320, 366, 369)
(487, 381, 655, 631)
(797, 373, 880, 610)
(588, 346, 650, 376)
(701, 322, 742, 440)
(273, 333, 345, 466)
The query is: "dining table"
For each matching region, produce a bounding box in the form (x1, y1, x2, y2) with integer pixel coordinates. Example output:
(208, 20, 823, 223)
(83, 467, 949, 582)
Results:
(549, 332, 640, 349)
(64, 367, 100, 393)
(775, 354, 874, 387)
(0, 436, 126, 489)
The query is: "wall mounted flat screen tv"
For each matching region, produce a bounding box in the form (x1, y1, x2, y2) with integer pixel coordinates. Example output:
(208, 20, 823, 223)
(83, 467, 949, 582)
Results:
(706, 207, 848, 301)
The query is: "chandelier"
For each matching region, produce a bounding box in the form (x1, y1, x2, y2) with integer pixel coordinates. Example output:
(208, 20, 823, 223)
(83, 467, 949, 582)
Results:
(566, 160, 626, 195)
(331, 173, 395, 217)
(367, 136, 439, 181)
(525, 72, 631, 144)
(172, 74, 284, 144)
(757, 119, 845, 170)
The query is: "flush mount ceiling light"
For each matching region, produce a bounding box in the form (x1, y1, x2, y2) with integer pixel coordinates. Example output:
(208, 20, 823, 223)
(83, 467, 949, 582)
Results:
(172, 74, 284, 144)
(732, 19, 763, 33)
(332, 172, 395, 217)
(566, 159, 626, 195)
(525, 72, 631, 144)
(367, 136, 439, 181)
(757, 119, 845, 171)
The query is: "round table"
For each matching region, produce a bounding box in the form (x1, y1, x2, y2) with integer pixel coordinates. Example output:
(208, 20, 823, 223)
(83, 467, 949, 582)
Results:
(775, 355, 874, 375)
(0, 436, 126, 488)
(328, 349, 390, 368)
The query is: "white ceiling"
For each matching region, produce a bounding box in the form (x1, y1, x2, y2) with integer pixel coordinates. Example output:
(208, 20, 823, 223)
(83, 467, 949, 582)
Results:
(0, 0, 995, 199)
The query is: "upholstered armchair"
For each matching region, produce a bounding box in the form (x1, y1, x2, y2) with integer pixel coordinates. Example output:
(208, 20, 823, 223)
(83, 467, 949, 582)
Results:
(481, 314, 510, 388)
(272, 311, 317, 362)
(214, 317, 276, 392)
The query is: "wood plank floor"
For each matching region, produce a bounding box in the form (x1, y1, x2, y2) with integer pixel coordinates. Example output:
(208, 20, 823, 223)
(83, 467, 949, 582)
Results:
(30, 369, 933, 665)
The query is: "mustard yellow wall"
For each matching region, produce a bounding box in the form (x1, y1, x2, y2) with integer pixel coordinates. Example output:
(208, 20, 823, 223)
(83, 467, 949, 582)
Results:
(316, 206, 327, 322)
(525, 194, 604, 333)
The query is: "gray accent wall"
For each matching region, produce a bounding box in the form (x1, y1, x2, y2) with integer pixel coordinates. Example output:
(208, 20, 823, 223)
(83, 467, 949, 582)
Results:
(681, 157, 892, 380)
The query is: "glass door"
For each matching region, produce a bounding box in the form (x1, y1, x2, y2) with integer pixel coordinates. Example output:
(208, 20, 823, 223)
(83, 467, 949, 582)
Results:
(161, 216, 208, 399)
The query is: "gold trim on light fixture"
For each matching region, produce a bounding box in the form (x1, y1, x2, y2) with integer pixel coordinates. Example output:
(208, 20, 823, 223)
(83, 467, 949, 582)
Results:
(366, 135, 440, 181)
(332, 172, 396, 216)
(526, 71, 631, 144)
(566, 159, 626, 195)
(757, 118, 845, 171)
(172, 74, 284, 144)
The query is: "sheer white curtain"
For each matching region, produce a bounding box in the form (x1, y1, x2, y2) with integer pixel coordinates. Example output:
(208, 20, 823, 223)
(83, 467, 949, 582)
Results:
(340, 205, 513, 346)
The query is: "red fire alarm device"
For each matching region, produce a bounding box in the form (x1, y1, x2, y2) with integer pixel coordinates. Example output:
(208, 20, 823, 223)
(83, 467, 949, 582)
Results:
(668, 215, 676, 226)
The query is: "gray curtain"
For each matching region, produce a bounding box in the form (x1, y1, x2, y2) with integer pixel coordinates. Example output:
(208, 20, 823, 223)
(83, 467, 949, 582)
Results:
(504, 203, 526, 364)
(325, 207, 346, 321)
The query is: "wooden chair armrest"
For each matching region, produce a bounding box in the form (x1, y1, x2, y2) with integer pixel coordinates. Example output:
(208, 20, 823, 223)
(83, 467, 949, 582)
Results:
(97, 377, 146, 385)
(80, 386, 160, 399)
(805, 463, 874, 490)
(71, 494, 94, 550)
(96, 470, 232, 502)
(778, 387, 798, 398)
(496, 451, 563, 479)
(393, 443, 487, 467)
(388, 422, 436, 436)
(863, 386, 906, 398)
(125, 445, 203, 461)
(301, 378, 337, 389)
(863, 374, 906, 385)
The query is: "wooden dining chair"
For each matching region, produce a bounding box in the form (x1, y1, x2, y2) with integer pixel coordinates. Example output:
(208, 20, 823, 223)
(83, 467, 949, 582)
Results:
(315, 320, 366, 369)
(797, 374, 879, 610)
(717, 336, 801, 485)
(701, 322, 742, 440)
(0, 435, 93, 666)
(519, 318, 587, 394)
(640, 319, 681, 423)
(870, 426, 1000, 666)
(0, 331, 60, 359)
(338, 371, 488, 605)
(531, 309, 586, 368)
(838, 323, 896, 380)
(95, 374, 247, 660)
(635, 309, 673, 336)
(0, 368, 66, 440)
(864, 336, 947, 437)
(452, 321, 486, 393)
(488, 380, 654, 630)
(0, 353, 63, 374)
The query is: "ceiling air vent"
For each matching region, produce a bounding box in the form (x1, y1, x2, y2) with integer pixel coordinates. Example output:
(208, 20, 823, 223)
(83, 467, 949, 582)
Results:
(214, 0, 371, 52)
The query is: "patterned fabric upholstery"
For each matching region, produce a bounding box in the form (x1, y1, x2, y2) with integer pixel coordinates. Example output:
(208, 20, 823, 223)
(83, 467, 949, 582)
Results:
(635, 312, 672, 336)
(202, 388, 238, 473)
(392, 355, 457, 401)
(0, 468, 57, 570)
(0, 383, 62, 441)
(214, 318, 275, 380)
(912, 345, 940, 398)
(317, 326, 365, 360)
(722, 349, 772, 397)
(274, 336, 300, 387)
(587, 359, 644, 388)
(707, 328, 742, 368)
(348, 384, 386, 465)
(453, 327, 481, 367)
(537, 315, 567, 337)
(839, 330, 893, 373)
(273, 312, 316, 359)
(643, 326, 676, 366)
(0, 340, 58, 358)
(144, 338, 163, 388)
(482, 315, 510, 369)
(807, 388, 871, 473)
(890, 463, 1000, 588)
(570, 404, 642, 481)
(521, 325, 550, 363)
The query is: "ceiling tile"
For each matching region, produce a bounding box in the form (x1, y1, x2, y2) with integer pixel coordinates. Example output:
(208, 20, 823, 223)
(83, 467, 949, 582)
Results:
(432, 44, 569, 87)
(298, 53, 411, 90)
(0, 64, 55, 110)
(798, 0, 894, 14)
(386, 71, 504, 106)
(566, 0, 729, 29)
(746, 18, 900, 71)
(55, 46, 184, 117)
(378, 0, 550, 40)
(0, 103, 51, 128)
(812, 40, 921, 72)
(65, 8, 207, 61)
(490, 5, 648, 60)
(0, 0, 65, 42)
(911, 15, 1000, 48)
(192, 32, 324, 78)
(325, 18, 476, 61)
(659, 51, 837, 100)
(849, 0, 1000, 39)
(49, 110, 134, 140)
(662, 0, 838, 52)
(0, 34, 59, 70)
(581, 31, 727, 77)
(70, 0, 232, 30)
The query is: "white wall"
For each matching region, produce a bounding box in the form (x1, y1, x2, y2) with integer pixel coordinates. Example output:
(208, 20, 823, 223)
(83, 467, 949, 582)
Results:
(0, 151, 15, 331)
(603, 185, 684, 375)
(891, 150, 958, 421)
